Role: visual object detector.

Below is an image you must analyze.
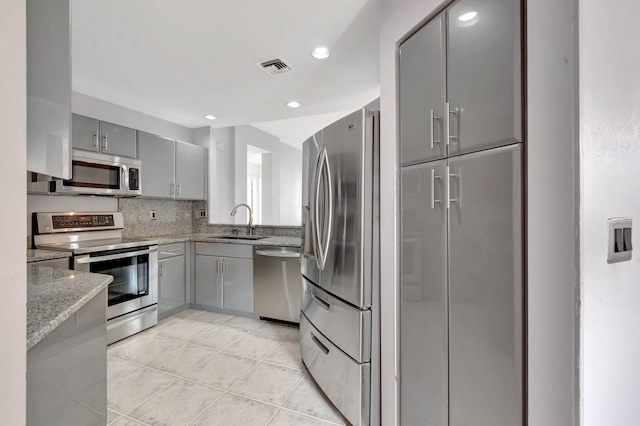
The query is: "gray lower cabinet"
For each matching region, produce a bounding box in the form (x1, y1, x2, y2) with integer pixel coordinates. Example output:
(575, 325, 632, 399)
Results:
(27, 288, 107, 426)
(195, 243, 253, 313)
(138, 131, 207, 200)
(72, 114, 137, 158)
(195, 254, 224, 309)
(400, 144, 523, 426)
(158, 243, 187, 318)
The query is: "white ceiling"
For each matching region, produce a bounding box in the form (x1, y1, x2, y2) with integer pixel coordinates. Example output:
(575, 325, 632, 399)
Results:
(71, 0, 380, 149)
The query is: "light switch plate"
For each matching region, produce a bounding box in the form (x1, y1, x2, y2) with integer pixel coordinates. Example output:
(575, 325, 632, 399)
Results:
(608, 217, 632, 263)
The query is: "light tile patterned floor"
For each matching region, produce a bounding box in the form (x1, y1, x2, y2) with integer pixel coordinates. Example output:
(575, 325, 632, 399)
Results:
(107, 309, 347, 426)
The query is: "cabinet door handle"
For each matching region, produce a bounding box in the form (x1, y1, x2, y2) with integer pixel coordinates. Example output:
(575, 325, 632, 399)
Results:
(429, 109, 441, 149)
(159, 263, 163, 278)
(176, 184, 182, 196)
(92, 133, 99, 149)
(449, 105, 460, 144)
(431, 168, 442, 209)
(448, 167, 461, 208)
(102, 134, 108, 151)
(221, 258, 225, 275)
(170, 183, 175, 196)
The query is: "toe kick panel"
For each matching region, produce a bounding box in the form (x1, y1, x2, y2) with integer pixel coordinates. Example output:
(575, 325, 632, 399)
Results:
(300, 313, 371, 426)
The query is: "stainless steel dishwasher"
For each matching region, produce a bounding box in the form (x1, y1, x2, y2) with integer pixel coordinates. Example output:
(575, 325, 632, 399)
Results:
(253, 246, 301, 324)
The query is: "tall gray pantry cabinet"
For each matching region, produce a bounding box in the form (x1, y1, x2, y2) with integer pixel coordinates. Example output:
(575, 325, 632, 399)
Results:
(399, 0, 524, 425)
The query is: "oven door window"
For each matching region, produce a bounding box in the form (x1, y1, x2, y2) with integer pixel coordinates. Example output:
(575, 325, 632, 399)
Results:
(65, 161, 121, 189)
(90, 254, 149, 306)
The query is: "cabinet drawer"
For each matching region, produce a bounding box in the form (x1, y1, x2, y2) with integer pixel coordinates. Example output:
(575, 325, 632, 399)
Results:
(300, 314, 370, 426)
(158, 242, 185, 259)
(301, 278, 371, 363)
(195, 242, 252, 259)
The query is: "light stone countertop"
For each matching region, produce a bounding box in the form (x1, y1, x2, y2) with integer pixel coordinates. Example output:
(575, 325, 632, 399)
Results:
(27, 264, 112, 350)
(141, 233, 302, 248)
(27, 249, 72, 263)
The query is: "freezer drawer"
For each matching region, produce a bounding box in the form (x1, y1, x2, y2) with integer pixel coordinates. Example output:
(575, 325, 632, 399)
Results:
(302, 278, 371, 363)
(300, 313, 371, 426)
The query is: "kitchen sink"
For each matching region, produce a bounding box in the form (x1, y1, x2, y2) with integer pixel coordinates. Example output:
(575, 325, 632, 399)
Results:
(217, 235, 267, 240)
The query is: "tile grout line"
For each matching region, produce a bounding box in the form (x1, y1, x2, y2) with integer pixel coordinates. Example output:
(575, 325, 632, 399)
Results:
(108, 309, 310, 425)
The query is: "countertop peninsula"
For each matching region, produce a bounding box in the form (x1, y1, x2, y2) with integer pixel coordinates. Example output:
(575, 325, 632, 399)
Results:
(27, 264, 112, 350)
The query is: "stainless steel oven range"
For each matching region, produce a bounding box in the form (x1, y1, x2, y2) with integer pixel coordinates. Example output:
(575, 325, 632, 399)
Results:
(32, 211, 158, 344)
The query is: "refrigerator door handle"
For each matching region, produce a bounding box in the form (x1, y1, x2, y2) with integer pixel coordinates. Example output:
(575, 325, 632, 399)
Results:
(310, 332, 330, 355)
(312, 148, 326, 270)
(321, 149, 333, 270)
(310, 291, 331, 310)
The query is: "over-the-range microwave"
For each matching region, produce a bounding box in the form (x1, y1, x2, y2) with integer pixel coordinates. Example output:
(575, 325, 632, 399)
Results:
(28, 150, 142, 197)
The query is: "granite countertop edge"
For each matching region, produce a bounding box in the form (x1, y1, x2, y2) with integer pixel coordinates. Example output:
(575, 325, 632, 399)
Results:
(139, 234, 302, 248)
(27, 265, 113, 351)
(27, 249, 72, 263)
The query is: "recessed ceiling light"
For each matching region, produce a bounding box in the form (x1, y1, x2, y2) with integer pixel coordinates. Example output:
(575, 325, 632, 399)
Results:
(287, 101, 301, 108)
(204, 114, 217, 120)
(458, 11, 478, 22)
(311, 47, 331, 59)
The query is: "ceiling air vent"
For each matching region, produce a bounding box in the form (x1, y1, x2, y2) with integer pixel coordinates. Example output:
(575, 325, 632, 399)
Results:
(256, 58, 292, 76)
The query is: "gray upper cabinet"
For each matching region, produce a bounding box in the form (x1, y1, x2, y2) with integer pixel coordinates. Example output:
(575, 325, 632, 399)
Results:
(138, 131, 175, 198)
(175, 141, 207, 200)
(27, 0, 71, 179)
(71, 114, 100, 153)
(399, 0, 522, 161)
(99, 121, 137, 158)
(447, 0, 522, 156)
(138, 132, 207, 200)
(400, 15, 446, 166)
(72, 114, 137, 158)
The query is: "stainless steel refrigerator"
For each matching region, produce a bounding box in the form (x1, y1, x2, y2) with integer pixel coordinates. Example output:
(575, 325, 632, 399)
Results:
(300, 106, 380, 426)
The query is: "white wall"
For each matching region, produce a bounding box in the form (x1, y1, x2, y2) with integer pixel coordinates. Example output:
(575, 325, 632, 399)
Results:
(72, 91, 194, 142)
(210, 127, 236, 223)
(580, 1, 640, 423)
(527, 0, 579, 424)
(380, 0, 579, 424)
(232, 125, 302, 226)
(0, 0, 26, 423)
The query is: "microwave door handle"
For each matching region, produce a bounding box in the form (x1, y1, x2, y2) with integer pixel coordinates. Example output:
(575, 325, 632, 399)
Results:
(122, 165, 129, 194)
(75, 247, 156, 264)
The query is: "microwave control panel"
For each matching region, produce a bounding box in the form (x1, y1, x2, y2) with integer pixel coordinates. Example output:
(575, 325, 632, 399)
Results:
(129, 168, 139, 190)
(52, 214, 115, 229)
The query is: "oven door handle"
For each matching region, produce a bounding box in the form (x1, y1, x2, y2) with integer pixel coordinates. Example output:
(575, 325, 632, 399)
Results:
(75, 247, 157, 264)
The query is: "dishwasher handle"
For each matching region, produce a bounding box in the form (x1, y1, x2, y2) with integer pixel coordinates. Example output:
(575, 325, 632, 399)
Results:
(254, 249, 301, 258)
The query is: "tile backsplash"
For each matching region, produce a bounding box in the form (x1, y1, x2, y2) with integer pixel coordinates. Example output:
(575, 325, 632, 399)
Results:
(121, 199, 302, 238)
(119, 198, 194, 239)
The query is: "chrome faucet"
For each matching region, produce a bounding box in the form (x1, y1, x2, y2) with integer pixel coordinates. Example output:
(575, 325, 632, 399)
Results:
(230, 203, 253, 234)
